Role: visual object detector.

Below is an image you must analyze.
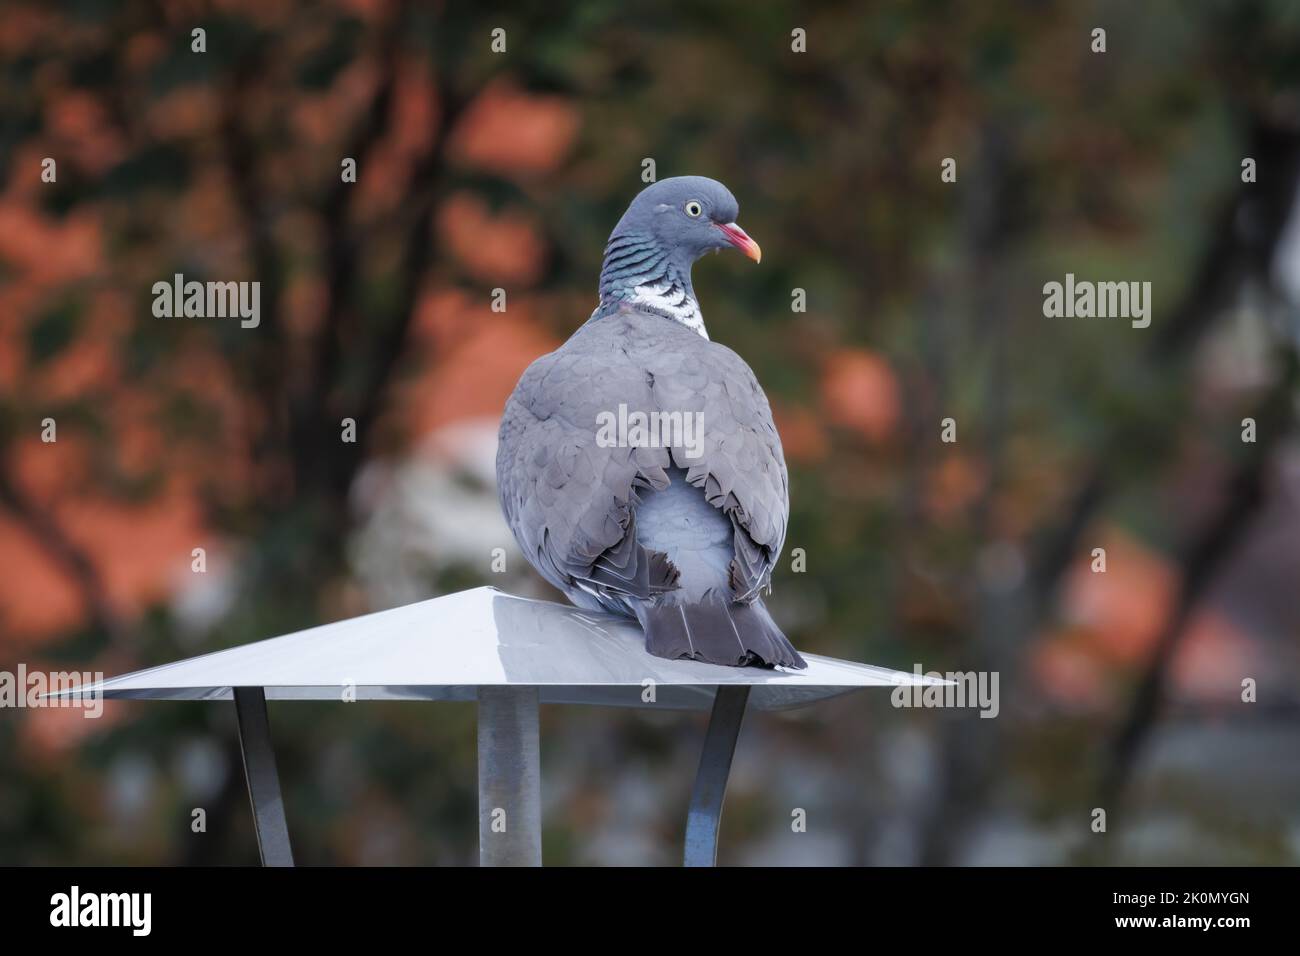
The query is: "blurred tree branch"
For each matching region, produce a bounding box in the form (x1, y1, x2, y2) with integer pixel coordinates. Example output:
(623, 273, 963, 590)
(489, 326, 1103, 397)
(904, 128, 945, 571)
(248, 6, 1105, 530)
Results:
(920, 116, 1300, 864)
(1087, 349, 1297, 861)
(220, 56, 287, 432)
(290, 9, 405, 487)
(311, 79, 472, 509)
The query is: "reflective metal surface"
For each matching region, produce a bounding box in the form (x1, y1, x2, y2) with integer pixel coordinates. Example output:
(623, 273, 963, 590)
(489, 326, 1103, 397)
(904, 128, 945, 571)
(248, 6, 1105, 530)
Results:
(49, 587, 946, 712)
(233, 687, 294, 867)
(684, 685, 750, 867)
(477, 686, 542, 866)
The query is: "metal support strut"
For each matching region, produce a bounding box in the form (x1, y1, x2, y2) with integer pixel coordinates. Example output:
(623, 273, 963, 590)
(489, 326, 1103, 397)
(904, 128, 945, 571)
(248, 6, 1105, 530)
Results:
(477, 685, 543, 866)
(233, 686, 295, 867)
(684, 685, 751, 867)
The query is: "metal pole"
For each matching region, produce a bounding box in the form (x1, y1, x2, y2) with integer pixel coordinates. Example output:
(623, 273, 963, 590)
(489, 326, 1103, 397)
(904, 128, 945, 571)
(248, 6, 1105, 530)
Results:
(233, 686, 295, 867)
(477, 685, 542, 866)
(684, 685, 750, 867)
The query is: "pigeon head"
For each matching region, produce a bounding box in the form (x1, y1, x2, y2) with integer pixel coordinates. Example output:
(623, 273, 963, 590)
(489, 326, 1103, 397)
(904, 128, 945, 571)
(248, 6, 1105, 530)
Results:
(611, 176, 761, 264)
(596, 176, 760, 338)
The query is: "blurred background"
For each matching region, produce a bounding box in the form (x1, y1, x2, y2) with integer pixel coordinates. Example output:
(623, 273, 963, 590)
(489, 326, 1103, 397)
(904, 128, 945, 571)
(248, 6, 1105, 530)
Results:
(2, 0, 1300, 865)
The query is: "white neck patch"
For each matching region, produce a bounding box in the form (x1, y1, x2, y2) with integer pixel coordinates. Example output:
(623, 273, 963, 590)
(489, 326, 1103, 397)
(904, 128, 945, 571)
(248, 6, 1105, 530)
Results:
(629, 277, 708, 339)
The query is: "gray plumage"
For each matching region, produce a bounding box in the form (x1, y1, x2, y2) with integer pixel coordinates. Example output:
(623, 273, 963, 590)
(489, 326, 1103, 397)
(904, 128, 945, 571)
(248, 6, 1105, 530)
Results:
(496, 177, 805, 669)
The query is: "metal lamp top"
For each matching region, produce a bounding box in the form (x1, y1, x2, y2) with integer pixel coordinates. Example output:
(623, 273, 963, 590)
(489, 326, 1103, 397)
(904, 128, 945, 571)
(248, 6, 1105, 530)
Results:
(49, 587, 944, 712)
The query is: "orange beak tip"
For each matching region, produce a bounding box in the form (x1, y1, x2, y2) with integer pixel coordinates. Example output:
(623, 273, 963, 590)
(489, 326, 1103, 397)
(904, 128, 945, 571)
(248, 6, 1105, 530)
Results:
(717, 222, 762, 264)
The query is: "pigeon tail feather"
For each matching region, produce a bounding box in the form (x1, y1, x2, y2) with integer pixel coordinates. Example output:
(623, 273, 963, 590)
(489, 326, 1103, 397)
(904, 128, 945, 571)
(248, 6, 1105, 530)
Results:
(633, 594, 807, 670)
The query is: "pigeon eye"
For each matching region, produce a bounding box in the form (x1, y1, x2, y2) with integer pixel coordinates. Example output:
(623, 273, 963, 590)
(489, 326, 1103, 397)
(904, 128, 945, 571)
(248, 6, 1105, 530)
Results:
(684, 200, 703, 218)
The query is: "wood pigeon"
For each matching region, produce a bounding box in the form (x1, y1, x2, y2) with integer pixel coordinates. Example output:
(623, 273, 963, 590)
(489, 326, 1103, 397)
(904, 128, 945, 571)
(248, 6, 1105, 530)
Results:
(496, 176, 806, 669)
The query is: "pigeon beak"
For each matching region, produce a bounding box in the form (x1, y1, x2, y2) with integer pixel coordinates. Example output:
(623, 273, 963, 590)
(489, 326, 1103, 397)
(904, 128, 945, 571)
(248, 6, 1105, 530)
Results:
(715, 221, 762, 263)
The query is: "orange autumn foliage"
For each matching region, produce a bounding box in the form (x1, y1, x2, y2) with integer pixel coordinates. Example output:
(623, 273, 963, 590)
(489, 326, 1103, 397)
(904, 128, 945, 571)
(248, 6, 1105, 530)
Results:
(450, 81, 580, 176)
(1058, 527, 1176, 665)
(819, 348, 900, 443)
(438, 193, 548, 286)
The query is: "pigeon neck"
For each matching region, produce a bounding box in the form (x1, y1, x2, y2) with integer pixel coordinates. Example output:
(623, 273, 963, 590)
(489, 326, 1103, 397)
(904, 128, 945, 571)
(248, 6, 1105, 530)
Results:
(596, 231, 708, 339)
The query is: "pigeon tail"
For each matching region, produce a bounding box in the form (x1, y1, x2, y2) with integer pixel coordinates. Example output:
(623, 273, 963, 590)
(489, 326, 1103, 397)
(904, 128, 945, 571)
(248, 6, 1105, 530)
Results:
(634, 594, 807, 670)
